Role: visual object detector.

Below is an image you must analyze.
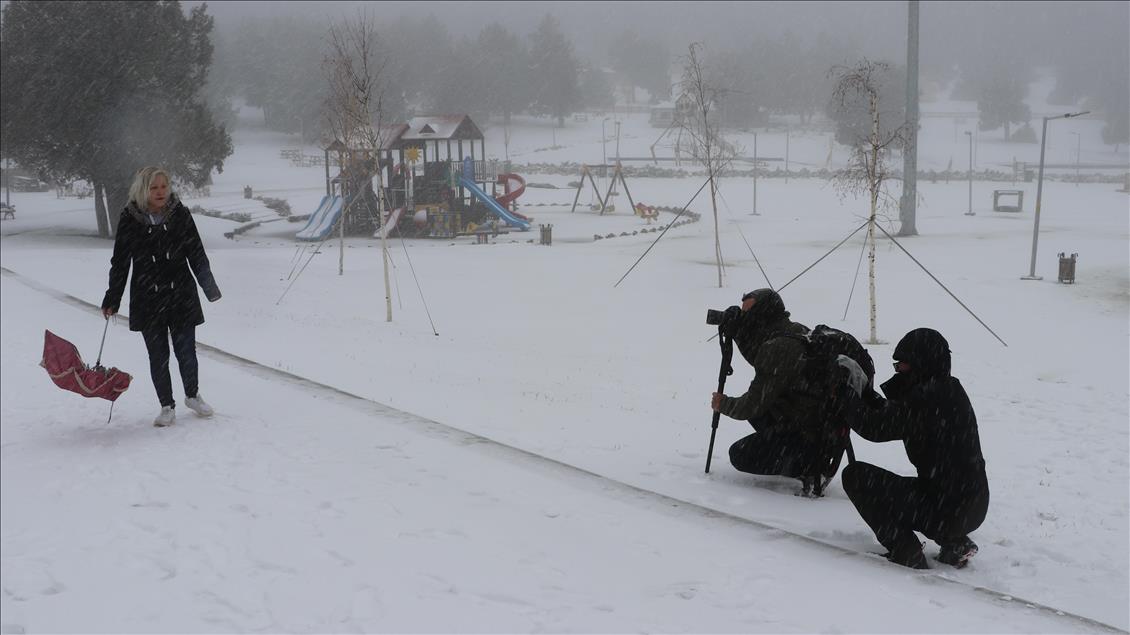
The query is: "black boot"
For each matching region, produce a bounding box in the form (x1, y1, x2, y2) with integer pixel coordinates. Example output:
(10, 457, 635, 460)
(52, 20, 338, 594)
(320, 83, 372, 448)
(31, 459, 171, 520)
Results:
(886, 540, 930, 570)
(936, 537, 978, 569)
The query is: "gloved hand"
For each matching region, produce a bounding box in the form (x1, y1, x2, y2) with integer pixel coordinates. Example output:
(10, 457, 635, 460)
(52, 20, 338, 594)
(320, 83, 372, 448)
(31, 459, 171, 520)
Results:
(720, 305, 743, 338)
(836, 355, 867, 397)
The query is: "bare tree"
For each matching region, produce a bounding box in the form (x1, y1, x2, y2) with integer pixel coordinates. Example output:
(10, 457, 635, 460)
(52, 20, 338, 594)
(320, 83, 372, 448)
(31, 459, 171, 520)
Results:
(679, 43, 738, 288)
(323, 12, 393, 321)
(830, 59, 908, 344)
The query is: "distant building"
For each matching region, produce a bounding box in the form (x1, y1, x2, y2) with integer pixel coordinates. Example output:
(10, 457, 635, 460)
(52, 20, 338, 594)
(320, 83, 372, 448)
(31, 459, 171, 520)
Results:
(649, 102, 677, 128)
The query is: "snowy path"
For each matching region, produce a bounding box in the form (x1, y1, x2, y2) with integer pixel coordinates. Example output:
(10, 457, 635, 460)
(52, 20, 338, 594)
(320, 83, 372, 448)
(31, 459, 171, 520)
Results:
(2, 270, 1122, 633)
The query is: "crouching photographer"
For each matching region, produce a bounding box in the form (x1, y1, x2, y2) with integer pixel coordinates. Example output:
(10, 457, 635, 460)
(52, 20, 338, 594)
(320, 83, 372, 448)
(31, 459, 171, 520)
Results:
(707, 289, 842, 495)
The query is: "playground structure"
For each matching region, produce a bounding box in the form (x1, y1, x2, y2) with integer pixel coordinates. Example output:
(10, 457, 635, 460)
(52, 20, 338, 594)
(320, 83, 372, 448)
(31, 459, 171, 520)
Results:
(633, 203, 659, 223)
(296, 115, 529, 242)
(569, 162, 639, 216)
(295, 137, 380, 241)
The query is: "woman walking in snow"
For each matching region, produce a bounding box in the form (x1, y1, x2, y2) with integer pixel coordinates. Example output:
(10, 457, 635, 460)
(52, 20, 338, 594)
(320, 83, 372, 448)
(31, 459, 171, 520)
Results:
(101, 166, 222, 427)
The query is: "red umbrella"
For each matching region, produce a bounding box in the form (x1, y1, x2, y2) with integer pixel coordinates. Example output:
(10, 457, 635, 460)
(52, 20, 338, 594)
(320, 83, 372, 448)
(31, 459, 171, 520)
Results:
(41, 322, 132, 419)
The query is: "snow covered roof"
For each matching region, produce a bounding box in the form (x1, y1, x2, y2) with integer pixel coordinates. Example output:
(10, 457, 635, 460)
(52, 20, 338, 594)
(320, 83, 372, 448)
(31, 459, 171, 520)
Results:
(398, 115, 483, 143)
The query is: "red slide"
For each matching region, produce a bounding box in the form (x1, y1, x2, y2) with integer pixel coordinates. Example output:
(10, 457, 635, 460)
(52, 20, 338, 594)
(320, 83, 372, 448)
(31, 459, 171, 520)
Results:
(494, 173, 530, 221)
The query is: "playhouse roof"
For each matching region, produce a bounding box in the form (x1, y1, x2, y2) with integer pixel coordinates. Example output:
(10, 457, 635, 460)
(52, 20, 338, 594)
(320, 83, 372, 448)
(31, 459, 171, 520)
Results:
(376, 123, 410, 150)
(398, 115, 483, 144)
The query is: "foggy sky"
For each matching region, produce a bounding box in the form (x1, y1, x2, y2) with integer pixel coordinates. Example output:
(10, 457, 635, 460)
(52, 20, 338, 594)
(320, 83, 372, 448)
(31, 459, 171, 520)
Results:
(188, 0, 1128, 73)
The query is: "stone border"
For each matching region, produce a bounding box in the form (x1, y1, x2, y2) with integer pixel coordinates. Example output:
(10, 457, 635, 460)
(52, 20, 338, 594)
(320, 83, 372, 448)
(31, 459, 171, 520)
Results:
(592, 206, 701, 241)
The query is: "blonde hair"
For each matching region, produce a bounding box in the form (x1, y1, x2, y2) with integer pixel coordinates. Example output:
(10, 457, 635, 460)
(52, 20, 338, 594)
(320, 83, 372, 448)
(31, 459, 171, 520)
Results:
(128, 166, 174, 210)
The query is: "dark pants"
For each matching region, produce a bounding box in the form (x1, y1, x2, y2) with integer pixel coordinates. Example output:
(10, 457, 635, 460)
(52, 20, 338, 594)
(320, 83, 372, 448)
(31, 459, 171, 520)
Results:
(729, 428, 812, 479)
(842, 461, 989, 556)
(141, 325, 199, 408)
(730, 417, 844, 480)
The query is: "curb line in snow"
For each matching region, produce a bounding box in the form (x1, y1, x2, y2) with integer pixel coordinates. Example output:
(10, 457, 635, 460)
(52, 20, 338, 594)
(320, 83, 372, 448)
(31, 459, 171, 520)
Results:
(2, 265, 1125, 635)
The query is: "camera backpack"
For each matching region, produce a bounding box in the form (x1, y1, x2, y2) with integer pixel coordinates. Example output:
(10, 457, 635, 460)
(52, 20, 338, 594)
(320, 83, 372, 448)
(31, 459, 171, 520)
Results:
(778, 325, 876, 496)
(802, 325, 876, 392)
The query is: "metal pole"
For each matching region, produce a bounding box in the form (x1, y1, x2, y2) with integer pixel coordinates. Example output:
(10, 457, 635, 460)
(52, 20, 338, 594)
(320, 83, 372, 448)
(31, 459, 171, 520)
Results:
(1024, 117, 1051, 280)
(964, 131, 974, 216)
(751, 132, 759, 215)
(898, 0, 920, 236)
(601, 118, 609, 178)
(95, 316, 110, 368)
(785, 128, 790, 184)
(615, 120, 621, 160)
(1072, 132, 1080, 186)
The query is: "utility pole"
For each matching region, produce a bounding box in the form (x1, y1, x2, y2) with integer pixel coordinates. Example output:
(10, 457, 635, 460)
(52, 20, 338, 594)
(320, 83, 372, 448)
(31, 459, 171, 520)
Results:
(898, 0, 920, 236)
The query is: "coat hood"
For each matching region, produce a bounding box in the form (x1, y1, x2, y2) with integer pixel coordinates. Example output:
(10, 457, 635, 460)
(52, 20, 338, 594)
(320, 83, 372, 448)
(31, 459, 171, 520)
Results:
(742, 288, 790, 325)
(892, 328, 952, 379)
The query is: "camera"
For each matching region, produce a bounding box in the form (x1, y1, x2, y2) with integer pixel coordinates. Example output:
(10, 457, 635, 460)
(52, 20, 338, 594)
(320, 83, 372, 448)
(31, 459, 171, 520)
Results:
(706, 305, 742, 326)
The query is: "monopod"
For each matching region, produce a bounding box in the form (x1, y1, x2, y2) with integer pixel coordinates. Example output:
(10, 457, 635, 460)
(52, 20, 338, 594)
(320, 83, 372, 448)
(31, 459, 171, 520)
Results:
(704, 325, 734, 473)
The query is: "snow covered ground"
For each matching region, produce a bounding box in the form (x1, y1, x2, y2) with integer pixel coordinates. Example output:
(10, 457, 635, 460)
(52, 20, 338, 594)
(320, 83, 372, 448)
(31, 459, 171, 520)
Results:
(2, 97, 1127, 632)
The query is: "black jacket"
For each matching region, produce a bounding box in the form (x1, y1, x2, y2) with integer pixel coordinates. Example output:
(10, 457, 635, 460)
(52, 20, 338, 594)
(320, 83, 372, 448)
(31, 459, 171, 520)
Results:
(102, 195, 221, 332)
(848, 329, 988, 500)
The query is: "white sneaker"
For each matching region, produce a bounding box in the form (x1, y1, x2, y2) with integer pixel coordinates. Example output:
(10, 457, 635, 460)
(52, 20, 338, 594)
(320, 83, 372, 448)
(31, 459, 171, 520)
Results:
(184, 395, 214, 417)
(153, 406, 176, 427)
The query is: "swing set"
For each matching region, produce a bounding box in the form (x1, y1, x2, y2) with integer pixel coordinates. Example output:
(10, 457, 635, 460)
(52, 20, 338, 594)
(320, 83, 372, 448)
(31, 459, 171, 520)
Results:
(569, 162, 639, 216)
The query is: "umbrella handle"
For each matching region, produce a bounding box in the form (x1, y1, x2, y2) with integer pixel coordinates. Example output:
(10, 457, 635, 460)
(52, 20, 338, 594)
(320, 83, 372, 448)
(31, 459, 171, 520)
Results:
(95, 316, 109, 368)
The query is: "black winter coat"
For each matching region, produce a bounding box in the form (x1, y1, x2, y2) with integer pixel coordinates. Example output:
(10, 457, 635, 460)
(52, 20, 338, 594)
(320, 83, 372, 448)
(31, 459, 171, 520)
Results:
(848, 371, 988, 501)
(102, 196, 221, 332)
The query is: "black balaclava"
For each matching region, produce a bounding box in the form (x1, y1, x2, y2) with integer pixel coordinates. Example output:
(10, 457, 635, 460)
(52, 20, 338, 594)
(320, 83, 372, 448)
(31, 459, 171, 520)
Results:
(892, 328, 952, 379)
(734, 289, 792, 367)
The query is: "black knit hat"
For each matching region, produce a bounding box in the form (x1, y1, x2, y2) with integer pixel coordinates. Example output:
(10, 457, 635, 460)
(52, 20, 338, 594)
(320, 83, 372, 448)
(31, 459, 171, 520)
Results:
(893, 328, 952, 377)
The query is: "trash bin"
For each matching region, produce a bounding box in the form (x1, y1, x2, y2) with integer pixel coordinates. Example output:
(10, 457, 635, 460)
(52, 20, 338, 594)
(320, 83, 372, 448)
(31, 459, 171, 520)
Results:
(1057, 252, 1077, 284)
(243, 186, 253, 199)
(540, 224, 553, 246)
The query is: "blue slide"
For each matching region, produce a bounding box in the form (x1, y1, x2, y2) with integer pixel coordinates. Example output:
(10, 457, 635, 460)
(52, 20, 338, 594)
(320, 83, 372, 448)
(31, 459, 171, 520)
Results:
(296, 195, 344, 241)
(296, 195, 331, 235)
(459, 176, 530, 230)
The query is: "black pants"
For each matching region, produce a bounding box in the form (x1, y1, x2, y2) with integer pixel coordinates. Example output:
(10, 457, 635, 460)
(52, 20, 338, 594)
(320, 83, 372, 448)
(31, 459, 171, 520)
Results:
(730, 427, 810, 479)
(141, 325, 198, 408)
(729, 416, 845, 480)
(842, 461, 989, 555)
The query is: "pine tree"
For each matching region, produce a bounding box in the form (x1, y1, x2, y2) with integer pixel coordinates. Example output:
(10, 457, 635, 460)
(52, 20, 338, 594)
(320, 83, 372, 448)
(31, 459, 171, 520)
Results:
(528, 15, 580, 127)
(0, 0, 232, 238)
(475, 23, 532, 124)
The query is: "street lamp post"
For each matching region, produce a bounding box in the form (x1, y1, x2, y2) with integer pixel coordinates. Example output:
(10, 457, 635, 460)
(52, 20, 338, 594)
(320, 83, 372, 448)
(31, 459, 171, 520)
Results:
(964, 131, 974, 216)
(1069, 131, 1080, 186)
(1023, 111, 1090, 280)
